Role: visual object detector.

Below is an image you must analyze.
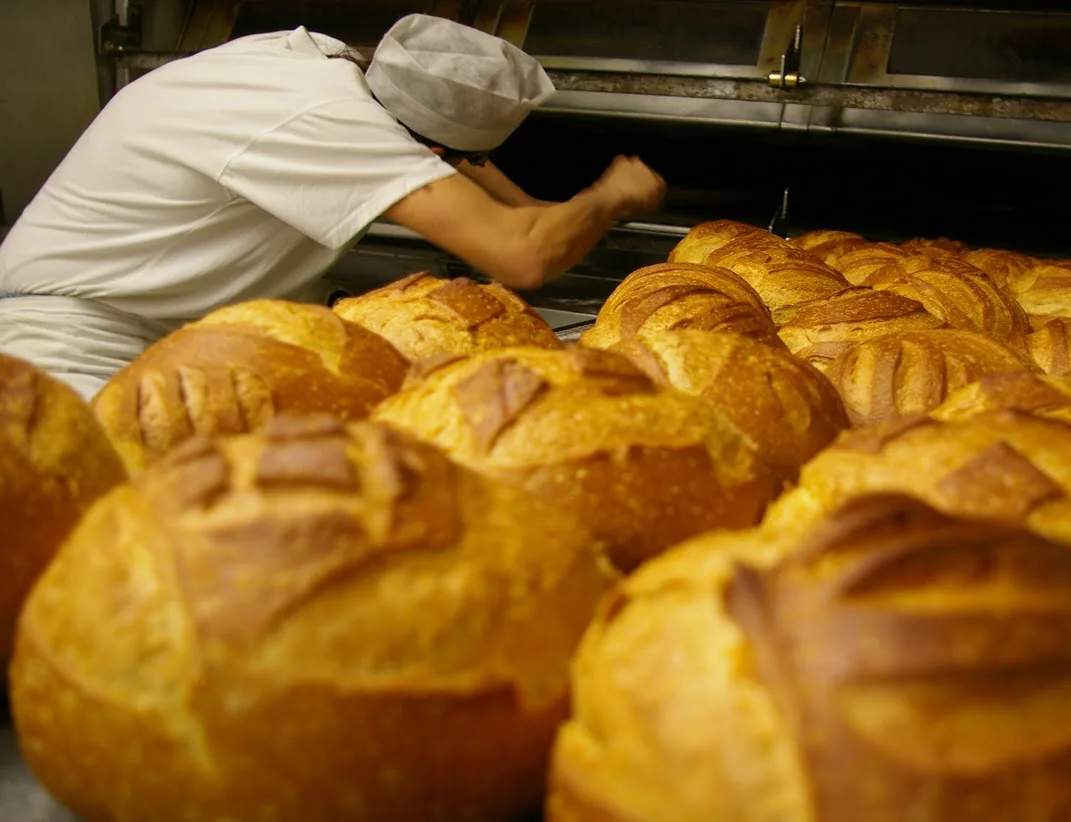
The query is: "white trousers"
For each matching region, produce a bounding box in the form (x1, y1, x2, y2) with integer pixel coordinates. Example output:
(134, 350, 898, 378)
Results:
(0, 295, 171, 401)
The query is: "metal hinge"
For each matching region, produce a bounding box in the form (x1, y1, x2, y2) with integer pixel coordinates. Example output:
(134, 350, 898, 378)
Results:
(769, 24, 806, 90)
(97, 6, 142, 56)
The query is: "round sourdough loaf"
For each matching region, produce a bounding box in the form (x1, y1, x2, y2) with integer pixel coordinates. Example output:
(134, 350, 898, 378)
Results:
(578, 262, 778, 351)
(822, 329, 1036, 427)
(610, 330, 848, 485)
(864, 256, 1030, 342)
(701, 235, 850, 323)
(11, 417, 615, 822)
(929, 371, 1071, 424)
(0, 354, 126, 667)
(91, 299, 409, 473)
(667, 219, 768, 264)
(333, 273, 562, 363)
(777, 288, 945, 357)
(762, 410, 1071, 546)
(548, 493, 1071, 822)
(372, 346, 778, 572)
(1022, 318, 1071, 376)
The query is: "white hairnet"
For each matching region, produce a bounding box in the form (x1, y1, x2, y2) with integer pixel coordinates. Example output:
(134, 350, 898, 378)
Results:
(366, 14, 556, 152)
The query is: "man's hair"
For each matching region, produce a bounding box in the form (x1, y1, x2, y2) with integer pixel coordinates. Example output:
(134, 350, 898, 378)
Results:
(329, 52, 491, 165)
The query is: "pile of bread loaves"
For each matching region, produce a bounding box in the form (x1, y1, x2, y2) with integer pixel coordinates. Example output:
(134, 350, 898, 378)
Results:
(4, 221, 1071, 822)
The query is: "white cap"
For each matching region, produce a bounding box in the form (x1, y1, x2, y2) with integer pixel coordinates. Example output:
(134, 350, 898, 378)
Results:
(366, 14, 556, 152)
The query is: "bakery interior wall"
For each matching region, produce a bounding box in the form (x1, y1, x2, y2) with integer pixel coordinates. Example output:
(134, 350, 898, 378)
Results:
(0, 0, 190, 228)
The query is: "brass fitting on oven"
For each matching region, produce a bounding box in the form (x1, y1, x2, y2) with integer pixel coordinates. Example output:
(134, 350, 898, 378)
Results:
(769, 24, 807, 90)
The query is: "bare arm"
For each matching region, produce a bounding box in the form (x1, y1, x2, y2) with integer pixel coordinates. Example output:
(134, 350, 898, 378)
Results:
(458, 160, 557, 208)
(384, 156, 664, 290)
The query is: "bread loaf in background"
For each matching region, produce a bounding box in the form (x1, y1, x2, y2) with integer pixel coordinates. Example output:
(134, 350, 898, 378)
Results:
(667, 219, 767, 264)
(929, 371, 1071, 424)
(578, 262, 779, 351)
(1022, 318, 1071, 375)
(549, 494, 1071, 822)
(790, 229, 867, 265)
(961, 247, 1037, 293)
(333, 272, 562, 363)
(91, 299, 409, 473)
(864, 256, 1030, 342)
(763, 410, 1071, 546)
(1011, 263, 1071, 328)
(899, 235, 968, 256)
(826, 242, 908, 285)
(0, 354, 126, 668)
(373, 346, 778, 572)
(823, 329, 1036, 427)
(777, 288, 945, 358)
(700, 235, 850, 323)
(11, 417, 615, 822)
(610, 330, 848, 485)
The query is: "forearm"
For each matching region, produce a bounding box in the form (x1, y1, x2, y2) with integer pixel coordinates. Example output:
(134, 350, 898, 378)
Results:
(460, 161, 557, 208)
(514, 189, 618, 284)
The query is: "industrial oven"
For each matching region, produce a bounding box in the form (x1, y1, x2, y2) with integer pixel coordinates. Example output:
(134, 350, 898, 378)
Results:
(2, 0, 1071, 818)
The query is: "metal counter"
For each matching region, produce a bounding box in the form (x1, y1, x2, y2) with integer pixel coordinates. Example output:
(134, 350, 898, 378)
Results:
(0, 714, 77, 822)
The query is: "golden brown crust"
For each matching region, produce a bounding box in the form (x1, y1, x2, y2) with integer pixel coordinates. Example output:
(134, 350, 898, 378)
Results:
(667, 219, 768, 264)
(0, 354, 127, 667)
(960, 248, 1037, 292)
(823, 329, 1037, 427)
(334, 273, 563, 363)
(91, 299, 409, 473)
(729, 495, 1071, 822)
(777, 288, 945, 357)
(578, 262, 779, 351)
(864, 257, 1030, 342)
(611, 330, 848, 484)
(551, 492, 1071, 822)
(930, 371, 1071, 424)
(790, 229, 867, 259)
(1023, 319, 1071, 376)
(827, 242, 909, 286)
(373, 346, 779, 572)
(12, 418, 615, 822)
(899, 236, 969, 256)
(763, 410, 1071, 547)
(1011, 263, 1071, 327)
(701, 236, 851, 323)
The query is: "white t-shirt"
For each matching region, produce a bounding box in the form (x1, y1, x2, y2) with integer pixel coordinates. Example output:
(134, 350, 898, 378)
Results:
(0, 27, 457, 321)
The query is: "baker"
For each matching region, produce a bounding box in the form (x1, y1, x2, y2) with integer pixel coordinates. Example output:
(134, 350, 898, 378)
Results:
(0, 14, 665, 400)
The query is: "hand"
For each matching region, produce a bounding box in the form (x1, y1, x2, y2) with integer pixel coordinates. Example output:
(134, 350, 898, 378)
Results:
(592, 156, 666, 221)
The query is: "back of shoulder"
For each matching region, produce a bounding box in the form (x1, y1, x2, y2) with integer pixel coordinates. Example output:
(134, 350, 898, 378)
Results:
(123, 28, 370, 115)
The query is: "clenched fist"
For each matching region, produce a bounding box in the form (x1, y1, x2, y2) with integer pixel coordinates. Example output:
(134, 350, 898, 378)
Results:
(593, 155, 667, 221)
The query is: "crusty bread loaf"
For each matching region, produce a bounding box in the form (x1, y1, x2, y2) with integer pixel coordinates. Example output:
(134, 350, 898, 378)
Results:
(11, 417, 615, 822)
(827, 242, 909, 286)
(373, 346, 778, 572)
(667, 219, 767, 264)
(91, 299, 409, 473)
(899, 236, 968, 256)
(611, 330, 848, 484)
(333, 272, 562, 363)
(790, 230, 868, 267)
(960, 248, 1036, 293)
(823, 329, 1037, 427)
(1022, 318, 1071, 375)
(0, 354, 126, 667)
(865, 256, 1030, 342)
(578, 262, 779, 351)
(929, 371, 1071, 424)
(701, 236, 851, 323)
(549, 493, 1071, 822)
(763, 410, 1071, 546)
(1010, 263, 1071, 328)
(777, 287, 945, 357)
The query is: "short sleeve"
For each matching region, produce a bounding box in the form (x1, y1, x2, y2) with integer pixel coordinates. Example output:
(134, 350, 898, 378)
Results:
(218, 97, 457, 249)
